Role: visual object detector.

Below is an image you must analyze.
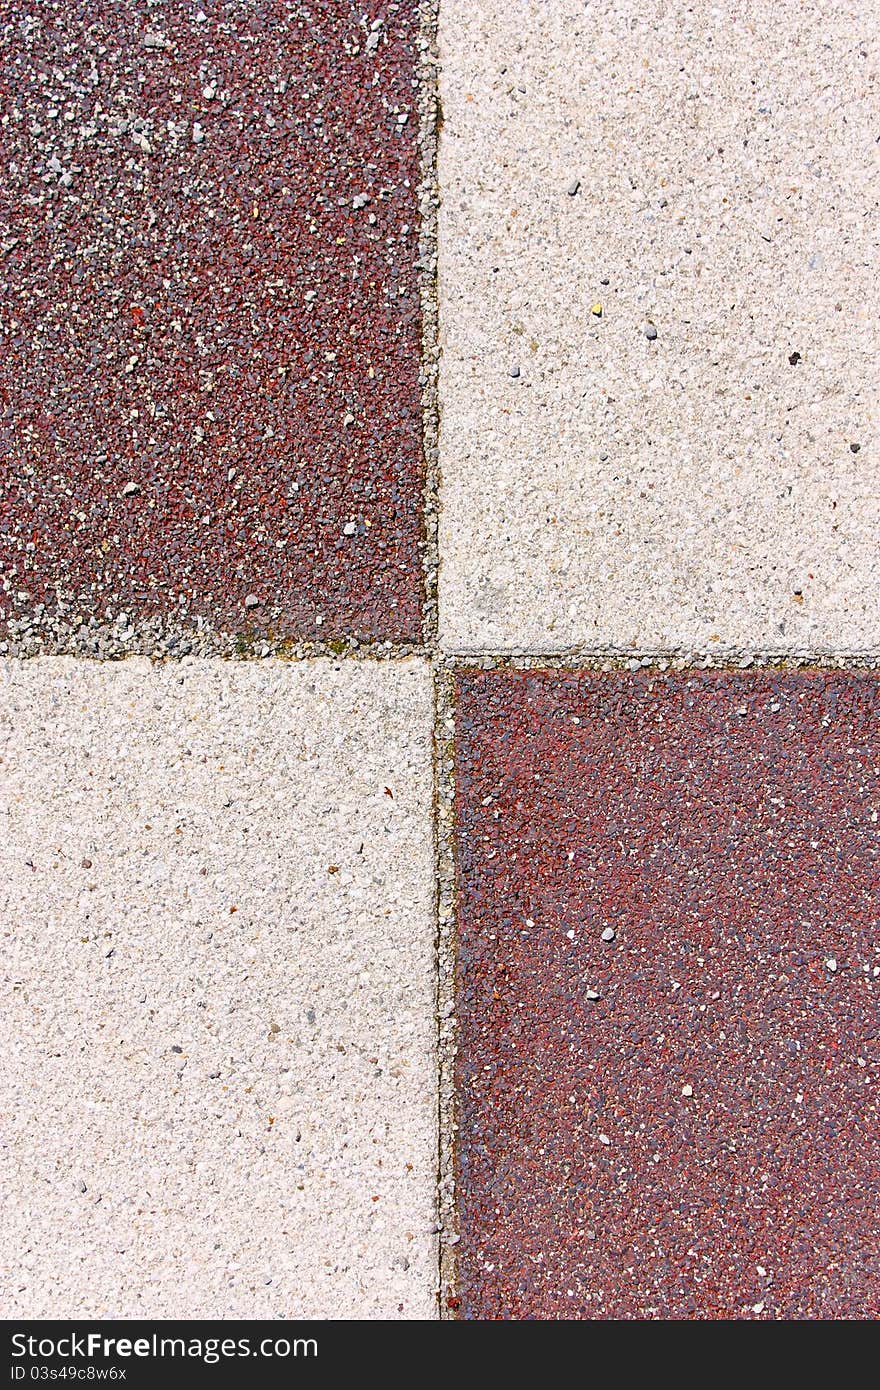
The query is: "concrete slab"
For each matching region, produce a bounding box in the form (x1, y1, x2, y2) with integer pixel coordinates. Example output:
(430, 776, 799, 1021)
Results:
(0, 657, 436, 1319)
(454, 669, 880, 1319)
(0, 3, 425, 646)
(438, 1, 879, 654)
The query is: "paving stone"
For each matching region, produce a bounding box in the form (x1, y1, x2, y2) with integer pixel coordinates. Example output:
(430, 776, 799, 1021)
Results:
(0, 3, 425, 646)
(454, 669, 880, 1318)
(0, 657, 436, 1318)
(438, 1, 878, 654)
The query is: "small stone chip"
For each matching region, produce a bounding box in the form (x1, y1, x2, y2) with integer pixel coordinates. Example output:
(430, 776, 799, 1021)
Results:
(681, 1084, 694, 1097)
(591, 303, 603, 317)
(121, 481, 140, 497)
(244, 593, 261, 609)
(825, 957, 838, 973)
(567, 178, 581, 197)
(601, 927, 616, 942)
(643, 320, 658, 341)
(508, 364, 521, 379)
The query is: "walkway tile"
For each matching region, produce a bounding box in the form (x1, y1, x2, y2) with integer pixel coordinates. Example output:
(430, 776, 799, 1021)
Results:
(0, 657, 436, 1318)
(438, 1, 878, 654)
(454, 669, 880, 1318)
(0, 4, 425, 645)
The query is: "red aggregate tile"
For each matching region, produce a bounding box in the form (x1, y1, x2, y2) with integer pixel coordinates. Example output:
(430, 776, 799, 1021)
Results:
(454, 670, 880, 1320)
(0, 1, 424, 642)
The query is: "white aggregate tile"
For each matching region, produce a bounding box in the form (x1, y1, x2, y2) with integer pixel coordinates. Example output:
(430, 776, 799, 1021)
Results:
(0, 658, 437, 1319)
(438, 0, 879, 654)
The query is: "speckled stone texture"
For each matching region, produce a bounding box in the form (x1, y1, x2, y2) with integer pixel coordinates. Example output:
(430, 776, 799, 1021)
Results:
(0, 657, 436, 1319)
(438, 0, 879, 654)
(455, 670, 880, 1319)
(0, 2, 424, 645)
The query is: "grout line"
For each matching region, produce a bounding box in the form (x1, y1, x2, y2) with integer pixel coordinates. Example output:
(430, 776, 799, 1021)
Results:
(0, 636, 432, 662)
(4, 641, 879, 668)
(6, 643, 878, 669)
(417, 0, 454, 1319)
(432, 662, 459, 1318)
(436, 649, 880, 671)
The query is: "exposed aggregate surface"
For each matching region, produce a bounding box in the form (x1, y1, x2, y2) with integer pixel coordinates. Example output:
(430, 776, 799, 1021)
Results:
(0, 657, 437, 1318)
(438, 0, 879, 655)
(2, 0, 878, 1327)
(0, 1, 425, 647)
(454, 669, 880, 1319)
